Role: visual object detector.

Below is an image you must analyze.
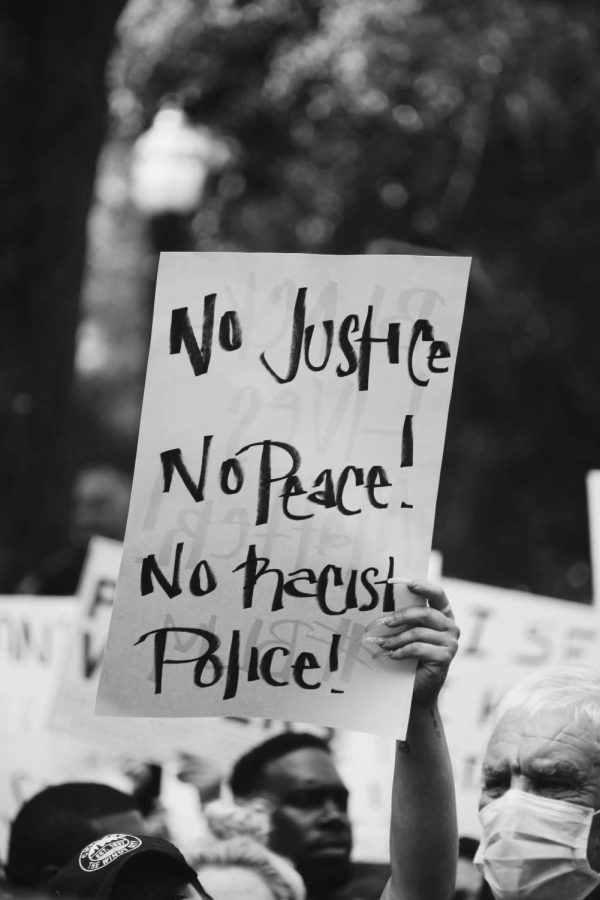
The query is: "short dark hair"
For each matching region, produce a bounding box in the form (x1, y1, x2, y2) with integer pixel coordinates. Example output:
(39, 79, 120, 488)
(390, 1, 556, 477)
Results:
(230, 732, 332, 798)
(6, 782, 137, 888)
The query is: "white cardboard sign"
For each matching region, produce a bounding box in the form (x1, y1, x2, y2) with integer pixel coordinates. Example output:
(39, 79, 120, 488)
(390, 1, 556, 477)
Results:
(0, 595, 74, 734)
(97, 252, 470, 738)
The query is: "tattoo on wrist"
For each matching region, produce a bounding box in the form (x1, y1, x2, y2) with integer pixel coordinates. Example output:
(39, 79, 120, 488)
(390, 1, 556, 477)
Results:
(429, 708, 443, 740)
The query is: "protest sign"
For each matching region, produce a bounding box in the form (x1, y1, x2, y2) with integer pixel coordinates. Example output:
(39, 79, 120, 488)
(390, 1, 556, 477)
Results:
(97, 252, 470, 738)
(0, 595, 74, 734)
(48, 536, 137, 748)
(587, 470, 600, 606)
(0, 595, 106, 859)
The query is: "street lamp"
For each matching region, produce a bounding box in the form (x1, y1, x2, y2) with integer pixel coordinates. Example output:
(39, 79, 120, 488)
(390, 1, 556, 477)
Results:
(130, 105, 228, 326)
(130, 106, 216, 216)
(130, 105, 231, 252)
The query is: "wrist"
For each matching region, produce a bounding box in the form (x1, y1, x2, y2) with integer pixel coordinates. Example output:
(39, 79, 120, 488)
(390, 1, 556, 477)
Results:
(406, 698, 444, 742)
(411, 696, 440, 716)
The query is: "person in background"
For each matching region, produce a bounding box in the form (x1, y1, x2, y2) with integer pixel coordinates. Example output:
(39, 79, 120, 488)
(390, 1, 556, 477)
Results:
(17, 465, 131, 595)
(48, 833, 210, 900)
(454, 838, 484, 900)
(5, 783, 146, 894)
(475, 666, 600, 900)
(229, 731, 371, 900)
(230, 579, 459, 900)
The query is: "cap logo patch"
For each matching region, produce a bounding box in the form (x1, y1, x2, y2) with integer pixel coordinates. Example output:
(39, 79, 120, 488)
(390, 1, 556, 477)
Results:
(79, 833, 142, 872)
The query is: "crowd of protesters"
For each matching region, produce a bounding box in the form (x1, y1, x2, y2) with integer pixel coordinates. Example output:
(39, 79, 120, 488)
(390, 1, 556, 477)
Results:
(2, 575, 600, 900)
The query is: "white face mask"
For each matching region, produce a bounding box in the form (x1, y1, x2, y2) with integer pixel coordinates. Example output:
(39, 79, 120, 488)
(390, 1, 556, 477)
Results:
(474, 789, 600, 900)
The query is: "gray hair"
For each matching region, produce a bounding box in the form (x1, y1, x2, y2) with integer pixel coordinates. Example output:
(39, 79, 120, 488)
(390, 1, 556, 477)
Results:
(194, 837, 305, 900)
(494, 665, 600, 740)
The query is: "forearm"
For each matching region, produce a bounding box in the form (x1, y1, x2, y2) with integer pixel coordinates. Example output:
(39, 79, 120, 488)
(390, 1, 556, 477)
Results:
(387, 700, 457, 900)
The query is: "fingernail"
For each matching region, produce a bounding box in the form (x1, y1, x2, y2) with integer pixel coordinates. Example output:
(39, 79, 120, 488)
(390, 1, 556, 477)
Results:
(363, 636, 385, 645)
(387, 577, 412, 584)
(378, 616, 395, 626)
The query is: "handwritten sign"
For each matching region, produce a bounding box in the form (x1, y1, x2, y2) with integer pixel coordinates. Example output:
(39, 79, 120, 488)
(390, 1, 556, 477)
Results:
(97, 253, 469, 738)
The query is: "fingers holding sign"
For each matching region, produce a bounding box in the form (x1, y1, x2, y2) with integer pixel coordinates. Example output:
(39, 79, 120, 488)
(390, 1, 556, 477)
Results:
(363, 579, 460, 706)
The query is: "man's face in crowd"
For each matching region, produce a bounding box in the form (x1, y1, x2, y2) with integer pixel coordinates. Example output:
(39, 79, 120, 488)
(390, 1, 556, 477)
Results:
(257, 748, 352, 888)
(70, 469, 130, 545)
(480, 707, 600, 870)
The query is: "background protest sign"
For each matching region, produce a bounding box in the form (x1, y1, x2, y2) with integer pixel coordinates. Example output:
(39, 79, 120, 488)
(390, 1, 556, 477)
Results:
(0, 595, 74, 736)
(0, 595, 97, 858)
(97, 252, 470, 738)
(587, 470, 600, 606)
(48, 536, 151, 752)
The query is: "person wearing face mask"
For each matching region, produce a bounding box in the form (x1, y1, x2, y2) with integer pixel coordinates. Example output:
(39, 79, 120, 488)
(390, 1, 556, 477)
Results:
(475, 666, 600, 900)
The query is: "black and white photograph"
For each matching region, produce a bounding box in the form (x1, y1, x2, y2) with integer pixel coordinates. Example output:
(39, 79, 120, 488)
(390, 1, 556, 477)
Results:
(1, 3, 600, 900)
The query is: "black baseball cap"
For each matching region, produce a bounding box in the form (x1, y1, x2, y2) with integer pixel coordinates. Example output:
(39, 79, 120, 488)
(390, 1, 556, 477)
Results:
(49, 833, 211, 900)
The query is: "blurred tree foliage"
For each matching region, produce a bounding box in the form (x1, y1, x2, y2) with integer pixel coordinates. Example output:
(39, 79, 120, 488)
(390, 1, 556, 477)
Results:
(108, 0, 600, 599)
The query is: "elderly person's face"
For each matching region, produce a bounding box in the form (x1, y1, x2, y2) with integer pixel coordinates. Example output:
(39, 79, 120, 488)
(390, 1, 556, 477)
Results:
(481, 707, 600, 871)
